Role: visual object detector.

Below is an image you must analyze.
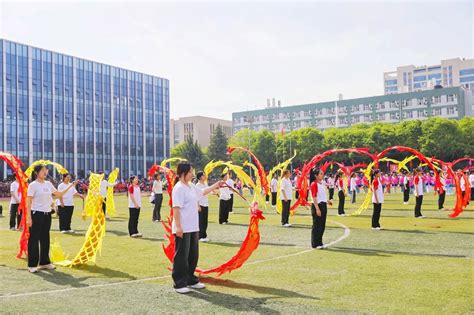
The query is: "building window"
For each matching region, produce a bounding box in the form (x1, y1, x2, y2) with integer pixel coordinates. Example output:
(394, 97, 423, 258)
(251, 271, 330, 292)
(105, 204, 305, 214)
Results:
(460, 76, 474, 83)
(460, 68, 474, 76)
(385, 79, 397, 85)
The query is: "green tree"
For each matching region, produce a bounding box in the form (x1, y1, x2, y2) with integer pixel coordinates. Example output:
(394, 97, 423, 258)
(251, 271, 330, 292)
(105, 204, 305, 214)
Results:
(419, 117, 463, 161)
(458, 117, 474, 157)
(228, 128, 257, 165)
(171, 135, 207, 171)
(207, 124, 229, 162)
(252, 130, 277, 169)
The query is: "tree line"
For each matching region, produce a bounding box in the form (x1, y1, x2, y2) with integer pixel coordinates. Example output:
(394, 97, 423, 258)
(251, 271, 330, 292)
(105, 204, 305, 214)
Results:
(171, 117, 474, 171)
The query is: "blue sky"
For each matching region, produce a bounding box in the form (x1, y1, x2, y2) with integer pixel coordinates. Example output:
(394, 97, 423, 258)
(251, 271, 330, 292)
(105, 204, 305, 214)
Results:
(1, 1, 472, 120)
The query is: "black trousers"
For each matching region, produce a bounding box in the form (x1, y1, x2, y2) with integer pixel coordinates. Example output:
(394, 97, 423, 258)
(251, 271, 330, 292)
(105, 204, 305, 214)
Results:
(271, 192, 277, 206)
(9, 203, 21, 229)
(172, 231, 199, 289)
(415, 195, 423, 217)
(403, 185, 410, 202)
(228, 194, 234, 212)
(351, 189, 356, 203)
(328, 188, 334, 200)
(338, 190, 345, 215)
(471, 188, 474, 201)
(128, 207, 140, 235)
(219, 199, 230, 224)
(102, 198, 107, 215)
(438, 191, 446, 210)
(28, 211, 52, 267)
(311, 202, 327, 248)
(265, 194, 269, 202)
(281, 200, 291, 225)
(372, 203, 382, 228)
(58, 205, 74, 231)
(152, 193, 163, 221)
(199, 206, 209, 239)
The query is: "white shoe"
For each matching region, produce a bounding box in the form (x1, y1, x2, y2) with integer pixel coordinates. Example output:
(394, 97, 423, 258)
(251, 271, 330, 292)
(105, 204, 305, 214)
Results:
(136, 233, 143, 237)
(175, 287, 192, 294)
(338, 214, 346, 217)
(67, 230, 75, 233)
(38, 264, 56, 270)
(221, 222, 227, 225)
(10, 227, 16, 231)
(415, 215, 426, 219)
(283, 223, 292, 227)
(372, 227, 381, 231)
(28, 267, 38, 273)
(130, 233, 139, 238)
(188, 282, 206, 289)
(315, 245, 324, 249)
(403, 202, 408, 205)
(199, 238, 209, 242)
(60, 230, 67, 234)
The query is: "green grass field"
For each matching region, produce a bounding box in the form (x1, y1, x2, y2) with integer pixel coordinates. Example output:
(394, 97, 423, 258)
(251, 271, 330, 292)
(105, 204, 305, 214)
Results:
(0, 191, 472, 314)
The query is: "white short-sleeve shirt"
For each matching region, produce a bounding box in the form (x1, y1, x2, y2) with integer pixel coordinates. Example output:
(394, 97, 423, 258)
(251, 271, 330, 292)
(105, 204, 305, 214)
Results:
(172, 181, 203, 234)
(10, 181, 21, 205)
(128, 185, 142, 208)
(28, 180, 57, 212)
(196, 182, 209, 207)
(57, 182, 77, 206)
(372, 178, 384, 204)
(270, 178, 278, 193)
(152, 180, 163, 194)
(280, 178, 293, 200)
(226, 178, 235, 194)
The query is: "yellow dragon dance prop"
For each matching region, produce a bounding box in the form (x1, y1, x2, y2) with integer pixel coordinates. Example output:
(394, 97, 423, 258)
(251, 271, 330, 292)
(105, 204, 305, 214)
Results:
(105, 168, 119, 217)
(52, 171, 112, 266)
(25, 159, 69, 177)
(268, 152, 297, 215)
(350, 155, 439, 216)
(161, 157, 187, 167)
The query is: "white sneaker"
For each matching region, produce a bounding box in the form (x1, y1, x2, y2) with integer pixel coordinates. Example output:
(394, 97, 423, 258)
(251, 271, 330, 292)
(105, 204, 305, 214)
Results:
(403, 202, 409, 205)
(28, 267, 38, 273)
(221, 222, 227, 225)
(283, 223, 292, 227)
(67, 230, 75, 233)
(199, 238, 209, 242)
(130, 233, 139, 238)
(175, 287, 192, 294)
(415, 215, 426, 219)
(338, 214, 346, 217)
(136, 233, 143, 238)
(60, 230, 67, 234)
(373, 227, 381, 231)
(188, 282, 206, 289)
(38, 264, 56, 270)
(315, 245, 324, 249)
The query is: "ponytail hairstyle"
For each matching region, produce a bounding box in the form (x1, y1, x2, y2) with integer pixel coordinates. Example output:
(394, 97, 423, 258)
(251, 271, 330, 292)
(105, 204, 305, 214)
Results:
(370, 169, 380, 183)
(196, 171, 205, 181)
(30, 164, 46, 182)
(174, 162, 192, 185)
(127, 175, 138, 196)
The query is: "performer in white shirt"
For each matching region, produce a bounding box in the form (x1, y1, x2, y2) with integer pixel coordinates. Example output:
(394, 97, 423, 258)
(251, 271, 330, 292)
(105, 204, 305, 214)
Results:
(270, 173, 278, 208)
(310, 168, 332, 249)
(226, 172, 235, 213)
(57, 173, 84, 233)
(9, 175, 22, 230)
(128, 175, 142, 238)
(350, 173, 357, 204)
(98, 171, 117, 219)
(196, 171, 212, 242)
(219, 173, 232, 224)
(152, 173, 164, 222)
(280, 170, 293, 227)
(371, 169, 384, 230)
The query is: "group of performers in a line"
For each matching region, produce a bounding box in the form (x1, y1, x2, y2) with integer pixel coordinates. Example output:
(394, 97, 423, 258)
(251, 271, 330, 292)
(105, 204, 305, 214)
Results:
(2, 161, 473, 293)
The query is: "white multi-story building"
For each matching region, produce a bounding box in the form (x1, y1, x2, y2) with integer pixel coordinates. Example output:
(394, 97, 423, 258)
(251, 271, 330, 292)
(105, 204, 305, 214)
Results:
(384, 58, 474, 94)
(170, 116, 232, 148)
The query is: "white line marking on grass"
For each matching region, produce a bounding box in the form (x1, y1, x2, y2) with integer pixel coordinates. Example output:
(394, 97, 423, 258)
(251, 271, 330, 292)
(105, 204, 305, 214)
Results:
(0, 220, 350, 299)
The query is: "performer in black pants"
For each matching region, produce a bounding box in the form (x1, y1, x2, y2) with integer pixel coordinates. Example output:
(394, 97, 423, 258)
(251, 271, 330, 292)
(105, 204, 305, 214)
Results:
(270, 173, 278, 207)
(371, 169, 384, 230)
(128, 175, 142, 238)
(327, 173, 335, 201)
(436, 170, 447, 211)
(171, 162, 222, 294)
(57, 173, 84, 233)
(335, 171, 346, 216)
(310, 168, 331, 249)
(402, 171, 410, 204)
(196, 171, 211, 241)
(280, 170, 293, 227)
(219, 173, 231, 224)
(9, 176, 21, 230)
(152, 173, 163, 221)
(413, 168, 425, 218)
(26, 164, 76, 273)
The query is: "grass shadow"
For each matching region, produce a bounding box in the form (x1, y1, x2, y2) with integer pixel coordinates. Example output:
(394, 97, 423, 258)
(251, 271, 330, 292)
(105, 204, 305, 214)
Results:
(34, 270, 91, 288)
(75, 264, 136, 279)
(188, 277, 319, 314)
(332, 246, 468, 258)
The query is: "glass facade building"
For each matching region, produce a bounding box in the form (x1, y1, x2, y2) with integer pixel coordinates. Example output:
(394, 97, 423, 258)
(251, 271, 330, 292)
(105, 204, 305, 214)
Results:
(0, 39, 170, 179)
